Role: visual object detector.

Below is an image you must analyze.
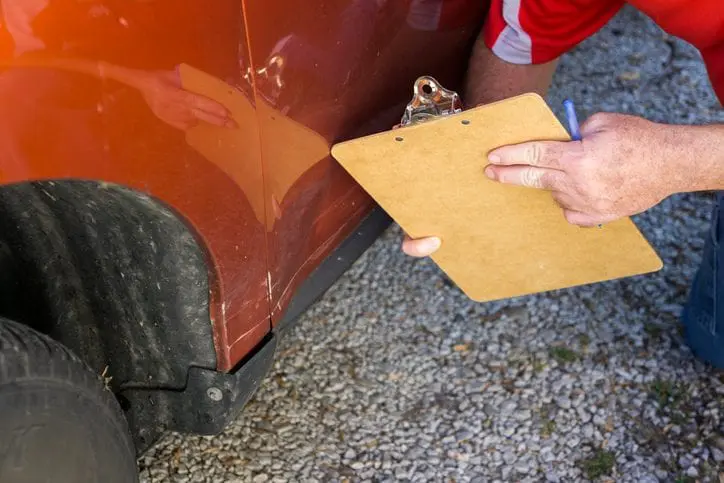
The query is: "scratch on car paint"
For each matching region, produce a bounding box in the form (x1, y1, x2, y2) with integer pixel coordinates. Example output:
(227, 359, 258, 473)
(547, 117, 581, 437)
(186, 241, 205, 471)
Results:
(272, 203, 370, 315)
(229, 317, 269, 347)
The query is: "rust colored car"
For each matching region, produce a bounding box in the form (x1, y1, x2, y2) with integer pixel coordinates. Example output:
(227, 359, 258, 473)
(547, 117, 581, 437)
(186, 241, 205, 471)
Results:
(0, 1, 486, 481)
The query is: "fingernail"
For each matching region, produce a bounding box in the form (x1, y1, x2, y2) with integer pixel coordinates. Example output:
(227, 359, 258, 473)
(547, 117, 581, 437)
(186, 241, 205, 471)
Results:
(418, 237, 441, 254)
(484, 166, 497, 180)
(488, 153, 501, 164)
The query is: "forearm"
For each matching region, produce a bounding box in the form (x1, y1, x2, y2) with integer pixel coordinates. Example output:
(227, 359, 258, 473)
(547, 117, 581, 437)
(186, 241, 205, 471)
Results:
(50, 59, 149, 90)
(463, 35, 559, 106)
(670, 123, 724, 193)
(9, 57, 148, 90)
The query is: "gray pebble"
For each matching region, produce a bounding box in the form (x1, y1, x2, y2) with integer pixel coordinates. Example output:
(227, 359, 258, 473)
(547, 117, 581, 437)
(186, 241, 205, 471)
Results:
(655, 469, 669, 480)
(515, 410, 533, 421)
(539, 449, 556, 464)
(466, 380, 487, 394)
(545, 471, 561, 483)
(593, 414, 607, 427)
(577, 407, 592, 424)
(501, 466, 513, 481)
(566, 436, 581, 448)
(712, 437, 724, 451)
(500, 399, 518, 416)
(555, 397, 572, 410)
(514, 457, 533, 475)
(711, 446, 724, 462)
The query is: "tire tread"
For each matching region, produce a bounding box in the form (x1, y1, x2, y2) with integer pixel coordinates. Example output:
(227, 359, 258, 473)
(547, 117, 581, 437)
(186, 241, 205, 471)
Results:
(0, 318, 137, 482)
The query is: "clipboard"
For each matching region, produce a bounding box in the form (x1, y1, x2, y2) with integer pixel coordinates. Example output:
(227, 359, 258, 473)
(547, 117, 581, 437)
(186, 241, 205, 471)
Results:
(331, 92, 662, 302)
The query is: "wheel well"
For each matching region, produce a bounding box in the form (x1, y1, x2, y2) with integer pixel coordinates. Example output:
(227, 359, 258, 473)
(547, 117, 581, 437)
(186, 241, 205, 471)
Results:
(0, 180, 217, 392)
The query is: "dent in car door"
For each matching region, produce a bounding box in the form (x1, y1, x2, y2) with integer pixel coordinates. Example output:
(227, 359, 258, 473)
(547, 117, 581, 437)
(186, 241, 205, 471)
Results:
(242, 0, 486, 321)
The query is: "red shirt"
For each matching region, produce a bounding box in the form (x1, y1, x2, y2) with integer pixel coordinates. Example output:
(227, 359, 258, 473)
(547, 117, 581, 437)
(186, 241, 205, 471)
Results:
(483, 0, 724, 102)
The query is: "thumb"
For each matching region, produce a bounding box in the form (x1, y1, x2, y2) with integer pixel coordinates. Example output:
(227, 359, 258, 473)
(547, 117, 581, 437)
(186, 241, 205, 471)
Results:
(402, 236, 441, 257)
(579, 112, 614, 136)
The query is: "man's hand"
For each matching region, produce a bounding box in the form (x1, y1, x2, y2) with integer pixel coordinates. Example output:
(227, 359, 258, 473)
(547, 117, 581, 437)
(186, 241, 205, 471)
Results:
(485, 113, 683, 226)
(135, 70, 236, 131)
(401, 112, 710, 257)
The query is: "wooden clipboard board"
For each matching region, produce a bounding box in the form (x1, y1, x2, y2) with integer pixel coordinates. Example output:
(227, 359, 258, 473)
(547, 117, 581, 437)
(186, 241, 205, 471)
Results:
(331, 93, 662, 302)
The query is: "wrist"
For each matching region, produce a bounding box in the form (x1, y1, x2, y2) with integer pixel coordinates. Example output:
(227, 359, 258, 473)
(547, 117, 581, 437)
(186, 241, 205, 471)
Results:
(97, 61, 146, 90)
(665, 124, 724, 194)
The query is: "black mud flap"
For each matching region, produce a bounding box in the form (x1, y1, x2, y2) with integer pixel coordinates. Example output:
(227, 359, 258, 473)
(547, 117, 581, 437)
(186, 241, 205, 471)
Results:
(121, 333, 277, 446)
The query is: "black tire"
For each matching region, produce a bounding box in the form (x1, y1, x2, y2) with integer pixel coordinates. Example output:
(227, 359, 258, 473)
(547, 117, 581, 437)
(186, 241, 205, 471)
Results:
(0, 318, 138, 483)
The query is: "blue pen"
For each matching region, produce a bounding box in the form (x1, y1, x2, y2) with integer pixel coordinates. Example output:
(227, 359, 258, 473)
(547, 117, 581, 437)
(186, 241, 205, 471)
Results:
(563, 98, 581, 141)
(563, 99, 602, 228)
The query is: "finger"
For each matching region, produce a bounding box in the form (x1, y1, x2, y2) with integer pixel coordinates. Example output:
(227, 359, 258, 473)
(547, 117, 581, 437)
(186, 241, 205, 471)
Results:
(485, 165, 566, 191)
(167, 119, 193, 131)
(188, 93, 231, 119)
(191, 107, 233, 128)
(488, 141, 571, 170)
(402, 236, 441, 257)
(563, 210, 619, 227)
(563, 210, 598, 227)
(166, 109, 199, 130)
(551, 191, 577, 210)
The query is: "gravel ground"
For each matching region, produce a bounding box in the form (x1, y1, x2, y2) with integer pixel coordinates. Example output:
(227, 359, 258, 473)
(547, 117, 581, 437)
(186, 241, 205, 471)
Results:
(139, 7, 724, 483)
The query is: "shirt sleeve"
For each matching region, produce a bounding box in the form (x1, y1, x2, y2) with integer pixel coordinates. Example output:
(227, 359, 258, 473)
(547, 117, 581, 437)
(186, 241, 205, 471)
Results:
(701, 43, 724, 102)
(482, 0, 625, 65)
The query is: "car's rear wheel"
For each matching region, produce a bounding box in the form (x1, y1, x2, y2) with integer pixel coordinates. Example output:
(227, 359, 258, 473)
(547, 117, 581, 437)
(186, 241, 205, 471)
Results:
(0, 318, 138, 483)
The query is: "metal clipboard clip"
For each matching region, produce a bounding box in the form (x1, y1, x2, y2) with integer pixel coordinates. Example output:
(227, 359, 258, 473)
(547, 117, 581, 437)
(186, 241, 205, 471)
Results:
(400, 76, 463, 127)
